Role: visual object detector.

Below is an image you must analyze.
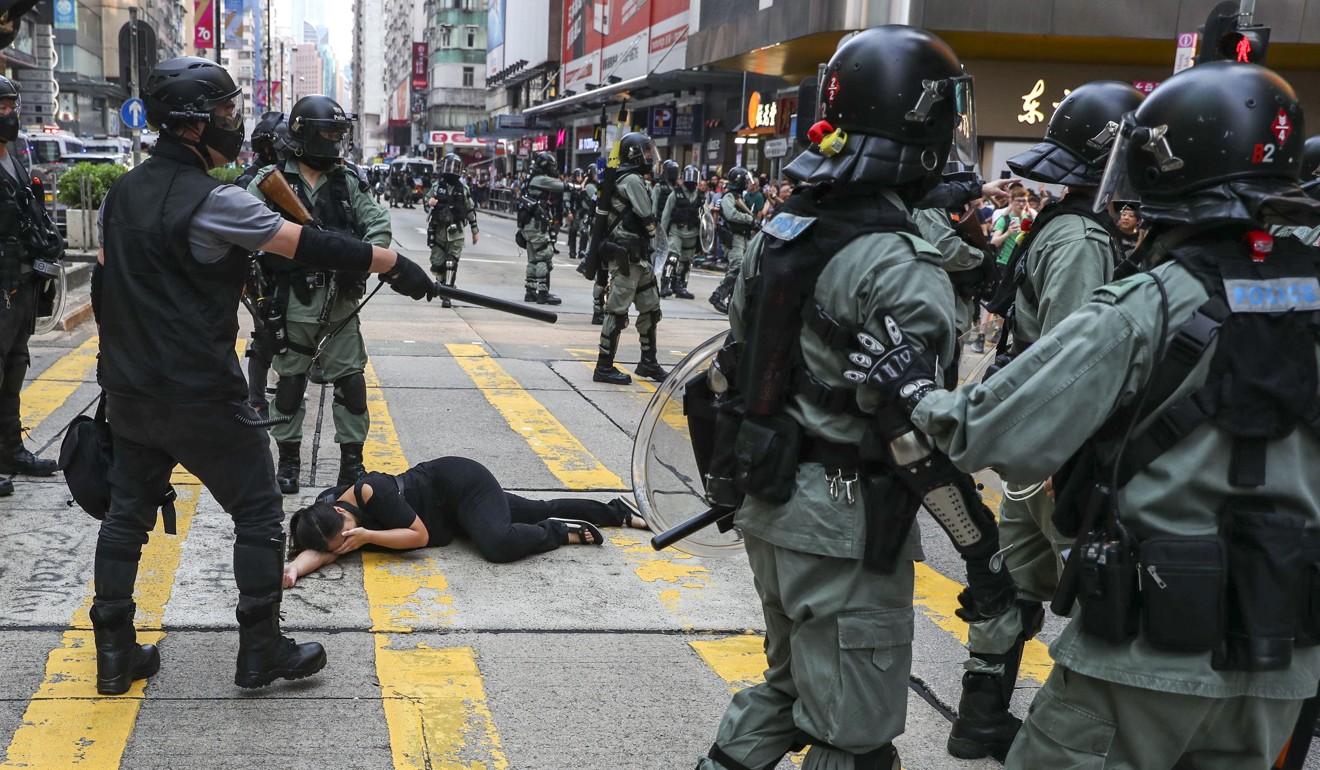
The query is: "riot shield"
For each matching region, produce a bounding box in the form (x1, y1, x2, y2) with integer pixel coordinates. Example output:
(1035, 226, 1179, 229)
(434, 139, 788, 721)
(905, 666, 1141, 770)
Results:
(631, 331, 745, 557)
(698, 205, 716, 255)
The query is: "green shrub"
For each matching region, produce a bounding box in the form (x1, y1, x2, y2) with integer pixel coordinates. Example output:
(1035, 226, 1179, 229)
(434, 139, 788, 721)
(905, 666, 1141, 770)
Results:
(208, 166, 242, 183)
(55, 162, 128, 209)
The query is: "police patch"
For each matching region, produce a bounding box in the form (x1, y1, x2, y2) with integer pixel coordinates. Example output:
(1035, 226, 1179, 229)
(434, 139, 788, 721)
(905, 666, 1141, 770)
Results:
(764, 212, 816, 242)
(1223, 277, 1320, 313)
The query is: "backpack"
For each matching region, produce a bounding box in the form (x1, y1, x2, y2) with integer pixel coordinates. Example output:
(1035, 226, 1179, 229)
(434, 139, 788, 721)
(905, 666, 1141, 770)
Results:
(58, 393, 177, 534)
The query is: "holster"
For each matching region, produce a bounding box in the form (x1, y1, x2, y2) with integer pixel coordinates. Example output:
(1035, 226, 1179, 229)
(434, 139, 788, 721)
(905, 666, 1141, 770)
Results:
(732, 412, 801, 504)
(862, 473, 921, 574)
(334, 271, 367, 301)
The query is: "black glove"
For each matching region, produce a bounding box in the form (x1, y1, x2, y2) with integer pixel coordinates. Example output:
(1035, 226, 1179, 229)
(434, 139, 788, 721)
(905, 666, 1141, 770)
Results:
(841, 318, 939, 416)
(956, 544, 1018, 623)
(380, 254, 438, 301)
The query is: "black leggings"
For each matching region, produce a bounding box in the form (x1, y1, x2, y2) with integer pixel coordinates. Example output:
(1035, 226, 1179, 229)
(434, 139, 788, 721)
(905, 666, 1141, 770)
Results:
(399, 457, 619, 564)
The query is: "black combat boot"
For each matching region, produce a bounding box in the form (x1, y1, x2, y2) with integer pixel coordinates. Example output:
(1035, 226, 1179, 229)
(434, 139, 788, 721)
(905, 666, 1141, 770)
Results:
(635, 355, 668, 382)
(947, 602, 1039, 761)
(675, 264, 695, 299)
(658, 273, 673, 298)
(593, 354, 632, 384)
(276, 441, 300, 495)
(0, 432, 57, 476)
(524, 288, 537, 302)
(234, 605, 328, 688)
(234, 536, 327, 689)
(337, 442, 366, 485)
(90, 602, 160, 695)
(536, 290, 562, 305)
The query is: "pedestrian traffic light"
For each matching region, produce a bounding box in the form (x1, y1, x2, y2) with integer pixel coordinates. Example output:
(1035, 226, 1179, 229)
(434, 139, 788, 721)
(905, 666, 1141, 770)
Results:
(1217, 26, 1270, 64)
(1198, 0, 1270, 66)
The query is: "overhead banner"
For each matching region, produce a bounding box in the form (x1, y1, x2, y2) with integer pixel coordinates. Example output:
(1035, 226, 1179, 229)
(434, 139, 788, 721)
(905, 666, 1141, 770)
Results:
(53, 0, 77, 30)
(224, 0, 248, 49)
(194, 0, 216, 49)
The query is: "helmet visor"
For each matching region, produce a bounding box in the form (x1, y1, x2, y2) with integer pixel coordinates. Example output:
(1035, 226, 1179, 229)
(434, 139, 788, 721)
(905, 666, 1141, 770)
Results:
(682, 165, 699, 184)
(642, 137, 658, 176)
(440, 156, 463, 176)
(300, 116, 353, 157)
(950, 76, 979, 172)
(1094, 114, 1144, 213)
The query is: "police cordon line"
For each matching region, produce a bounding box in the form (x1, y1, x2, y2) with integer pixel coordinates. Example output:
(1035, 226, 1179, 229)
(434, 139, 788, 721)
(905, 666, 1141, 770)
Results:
(30, 17, 1320, 770)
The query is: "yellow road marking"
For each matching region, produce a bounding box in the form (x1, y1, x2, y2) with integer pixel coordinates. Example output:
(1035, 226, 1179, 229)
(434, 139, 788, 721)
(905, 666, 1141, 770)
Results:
(449, 343, 623, 490)
(19, 335, 99, 429)
(914, 562, 1053, 684)
(3, 484, 200, 769)
(690, 635, 766, 692)
(361, 361, 505, 768)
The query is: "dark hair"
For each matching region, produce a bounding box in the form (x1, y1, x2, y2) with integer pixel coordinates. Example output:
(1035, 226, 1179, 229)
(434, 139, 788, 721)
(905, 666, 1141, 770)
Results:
(287, 500, 341, 560)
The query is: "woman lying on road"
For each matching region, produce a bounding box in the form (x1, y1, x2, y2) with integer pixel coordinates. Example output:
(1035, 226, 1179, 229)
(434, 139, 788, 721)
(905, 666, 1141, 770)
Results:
(284, 456, 647, 586)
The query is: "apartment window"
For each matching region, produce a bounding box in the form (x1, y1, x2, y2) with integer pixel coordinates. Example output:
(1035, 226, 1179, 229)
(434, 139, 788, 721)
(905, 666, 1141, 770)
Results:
(440, 26, 452, 48)
(465, 26, 476, 48)
(462, 66, 474, 88)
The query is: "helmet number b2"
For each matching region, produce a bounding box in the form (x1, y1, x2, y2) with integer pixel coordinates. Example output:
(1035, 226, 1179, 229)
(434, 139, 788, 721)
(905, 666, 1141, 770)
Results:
(1252, 143, 1276, 164)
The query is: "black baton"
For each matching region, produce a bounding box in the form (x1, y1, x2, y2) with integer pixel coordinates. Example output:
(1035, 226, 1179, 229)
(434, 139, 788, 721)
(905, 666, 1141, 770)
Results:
(433, 282, 558, 324)
(651, 506, 735, 551)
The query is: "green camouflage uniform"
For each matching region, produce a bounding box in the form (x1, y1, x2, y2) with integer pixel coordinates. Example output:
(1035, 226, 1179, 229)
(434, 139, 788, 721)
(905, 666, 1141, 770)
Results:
(661, 185, 703, 298)
(913, 206, 985, 338)
(425, 177, 478, 282)
(698, 190, 956, 770)
(598, 172, 661, 363)
(248, 161, 390, 446)
(521, 173, 564, 295)
(913, 257, 1320, 769)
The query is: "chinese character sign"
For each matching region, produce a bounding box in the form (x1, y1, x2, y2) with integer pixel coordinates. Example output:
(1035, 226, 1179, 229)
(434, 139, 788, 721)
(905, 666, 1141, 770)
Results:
(1018, 79, 1045, 125)
(412, 42, 429, 91)
(194, 0, 215, 49)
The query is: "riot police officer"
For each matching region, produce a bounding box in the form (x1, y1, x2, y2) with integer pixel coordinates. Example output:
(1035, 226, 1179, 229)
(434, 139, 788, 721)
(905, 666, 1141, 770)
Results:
(941, 79, 1146, 763)
(0, 75, 60, 487)
(708, 166, 756, 313)
(92, 57, 435, 695)
(696, 27, 1013, 770)
(659, 164, 702, 299)
(519, 151, 565, 305)
(235, 110, 289, 420)
(426, 152, 479, 309)
(843, 61, 1320, 769)
(593, 132, 667, 385)
(651, 159, 679, 272)
(565, 167, 596, 261)
(248, 94, 392, 494)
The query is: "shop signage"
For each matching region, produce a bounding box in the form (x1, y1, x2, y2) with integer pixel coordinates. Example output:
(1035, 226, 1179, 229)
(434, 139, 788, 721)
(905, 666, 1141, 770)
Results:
(649, 103, 675, 138)
(577, 137, 599, 152)
(707, 138, 721, 159)
(763, 138, 789, 159)
(1131, 81, 1161, 95)
(532, 136, 549, 152)
(427, 130, 484, 147)
(1018, 80, 1073, 126)
(412, 42, 429, 91)
(1174, 32, 1198, 74)
(746, 91, 777, 130)
(674, 104, 702, 141)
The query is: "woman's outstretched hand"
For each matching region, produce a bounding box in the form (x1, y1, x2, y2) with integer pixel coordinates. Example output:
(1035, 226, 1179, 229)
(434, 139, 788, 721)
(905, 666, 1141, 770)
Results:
(336, 527, 374, 554)
(283, 565, 299, 589)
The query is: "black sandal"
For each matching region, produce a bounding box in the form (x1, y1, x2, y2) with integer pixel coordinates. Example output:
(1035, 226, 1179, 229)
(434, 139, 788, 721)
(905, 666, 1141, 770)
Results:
(606, 497, 648, 530)
(549, 518, 604, 546)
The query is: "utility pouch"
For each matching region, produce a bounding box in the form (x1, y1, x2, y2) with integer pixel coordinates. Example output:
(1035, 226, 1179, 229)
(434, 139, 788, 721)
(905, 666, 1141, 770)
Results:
(1077, 536, 1139, 644)
(334, 271, 367, 301)
(1298, 534, 1320, 646)
(1215, 499, 1306, 671)
(732, 413, 801, 504)
(1138, 535, 1224, 653)
(717, 225, 733, 247)
(515, 231, 528, 249)
(1051, 447, 1104, 539)
(862, 474, 922, 574)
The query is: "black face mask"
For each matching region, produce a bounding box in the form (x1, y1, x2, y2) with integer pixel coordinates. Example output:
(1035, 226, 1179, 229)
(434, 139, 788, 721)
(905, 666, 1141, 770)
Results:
(201, 121, 246, 163)
(0, 112, 18, 143)
(301, 155, 337, 171)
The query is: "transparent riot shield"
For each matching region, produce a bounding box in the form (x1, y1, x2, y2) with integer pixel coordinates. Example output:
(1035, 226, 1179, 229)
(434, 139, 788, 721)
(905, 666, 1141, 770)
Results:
(631, 331, 745, 557)
(698, 205, 716, 255)
(33, 263, 66, 336)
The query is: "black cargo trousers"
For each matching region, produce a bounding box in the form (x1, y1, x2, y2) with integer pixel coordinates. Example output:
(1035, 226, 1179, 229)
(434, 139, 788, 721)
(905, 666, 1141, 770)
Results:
(94, 395, 286, 619)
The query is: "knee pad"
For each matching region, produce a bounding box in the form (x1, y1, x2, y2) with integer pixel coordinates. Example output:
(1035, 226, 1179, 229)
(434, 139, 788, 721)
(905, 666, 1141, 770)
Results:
(274, 373, 308, 415)
(443, 254, 459, 270)
(333, 372, 368, 415)
(601, 312, 629, 338)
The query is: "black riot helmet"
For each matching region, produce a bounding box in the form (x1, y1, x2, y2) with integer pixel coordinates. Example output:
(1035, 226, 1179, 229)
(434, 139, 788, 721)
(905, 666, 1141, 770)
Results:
(1097, 62, 1306, 209)
(682, 164, 700, 188)
(249, 111, 286, 166)
(661, 159, 679, 184)
(288, 95, 354, 167)
(784, 25, 974, 191)
(0, 75, 19, 144)
(572, 167, 584, 181)
(1302, 136, 1320, 179)
(725, 166, 750, 193)
(585, 164, 598, 183)
(532, 150, 557, 177)
(143, 57, 246, 164)
(617, 132, 655, 173)
(440, 152, 463, 180)
(1007, 81, 1145, 187)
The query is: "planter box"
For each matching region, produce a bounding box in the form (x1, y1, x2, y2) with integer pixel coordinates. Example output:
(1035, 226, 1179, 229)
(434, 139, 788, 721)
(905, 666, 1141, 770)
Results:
(64, 208, 99, 251)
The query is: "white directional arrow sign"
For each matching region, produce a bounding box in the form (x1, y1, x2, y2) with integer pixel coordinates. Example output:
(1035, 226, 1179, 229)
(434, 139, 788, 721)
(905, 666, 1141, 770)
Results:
(121, 98, 146, 130)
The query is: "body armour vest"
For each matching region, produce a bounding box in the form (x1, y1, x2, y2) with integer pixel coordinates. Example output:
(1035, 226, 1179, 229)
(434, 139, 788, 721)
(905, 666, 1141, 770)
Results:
(98, 148, 248, 402)
(670, 189, 701, 228)
(266, 166, 365, 278)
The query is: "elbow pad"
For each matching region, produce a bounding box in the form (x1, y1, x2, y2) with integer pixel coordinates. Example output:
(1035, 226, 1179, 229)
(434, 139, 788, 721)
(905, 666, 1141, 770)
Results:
(293, 227, 374, 273)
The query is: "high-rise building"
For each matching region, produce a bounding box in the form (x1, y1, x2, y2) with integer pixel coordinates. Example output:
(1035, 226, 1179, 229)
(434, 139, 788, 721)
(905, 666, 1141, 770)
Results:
(422, 0, 485, 157)
(352, 0, 386, 160)
(290, 43, 324, 104)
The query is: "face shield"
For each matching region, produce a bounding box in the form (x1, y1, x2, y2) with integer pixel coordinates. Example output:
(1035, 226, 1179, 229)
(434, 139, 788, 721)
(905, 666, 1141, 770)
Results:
(641, 137, 658, 176)
(211, 92, 245, 132)
(949, 75, 979, 172)
(1094, 113, 1185, 213)
(298, 111, 355, 159)
(440, 155, 463, 177)
(682, 165, 699, 185)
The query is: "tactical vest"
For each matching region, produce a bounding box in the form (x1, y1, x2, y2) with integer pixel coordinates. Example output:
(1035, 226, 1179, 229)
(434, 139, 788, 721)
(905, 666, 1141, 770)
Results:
(670, 189, 701, 228)
(723, 194, 758, 236)
(266, 166, 366, 280)
(430, 182, 469, 226)
(608, 171, 648, 238)
(98, 148, 248, 402)
(654, 183, 675, 224)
